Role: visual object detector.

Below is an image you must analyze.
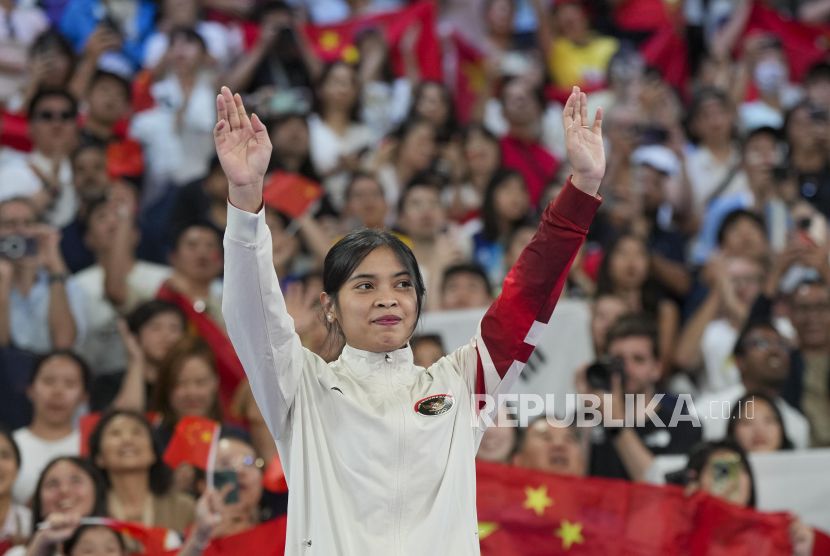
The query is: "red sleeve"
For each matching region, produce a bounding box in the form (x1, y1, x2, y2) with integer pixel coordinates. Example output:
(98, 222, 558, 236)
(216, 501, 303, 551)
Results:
(474, 176, 601, 403)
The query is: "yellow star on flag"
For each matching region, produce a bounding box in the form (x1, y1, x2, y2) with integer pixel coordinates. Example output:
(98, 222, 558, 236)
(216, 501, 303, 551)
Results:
(555, 520, 584, 550)
(201, 431, 212, 442)
(476, 522, 498, 540)
(319, 31, 341, 52)
(341, 44, 360, 64)
(523, 485, 553, 517)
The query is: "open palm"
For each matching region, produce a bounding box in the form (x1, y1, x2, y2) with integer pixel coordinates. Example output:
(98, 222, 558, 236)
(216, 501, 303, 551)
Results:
(213, 87, 272, 197)
(562, 86, 605, 196)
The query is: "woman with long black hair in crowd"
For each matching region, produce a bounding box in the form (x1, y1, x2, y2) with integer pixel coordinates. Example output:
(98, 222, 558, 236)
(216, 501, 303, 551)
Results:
(213, 83, 603, 553)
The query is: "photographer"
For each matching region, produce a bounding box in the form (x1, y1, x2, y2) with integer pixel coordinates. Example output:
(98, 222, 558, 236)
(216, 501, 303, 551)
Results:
(0, 198, 87, 354)
(582, 315, 701, 481)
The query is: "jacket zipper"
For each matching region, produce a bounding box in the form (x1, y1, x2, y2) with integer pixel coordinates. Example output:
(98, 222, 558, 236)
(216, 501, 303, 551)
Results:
(387, 352, 407, 555)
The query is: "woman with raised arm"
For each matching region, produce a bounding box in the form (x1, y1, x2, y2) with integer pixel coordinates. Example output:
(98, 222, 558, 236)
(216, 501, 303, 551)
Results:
(216, 84, 604, 554)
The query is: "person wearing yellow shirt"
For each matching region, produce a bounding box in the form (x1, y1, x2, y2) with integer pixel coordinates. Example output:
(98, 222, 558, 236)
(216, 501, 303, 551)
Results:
(532, 0, 619, 89)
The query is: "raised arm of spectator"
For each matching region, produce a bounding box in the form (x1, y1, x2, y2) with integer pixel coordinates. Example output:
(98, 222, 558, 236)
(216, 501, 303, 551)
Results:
(710, 0, 752, 61)
(223, 27, 275, 94)
(674, 281, 721, 374)
(798, 0, 830, 23)
(0, 260, 11, 347)
(297, 213, 332, 266)
(110, 320, 148, 411)
(399, 23, 422, 89)
(176, 485, 233, 556)
(530, 0, 555, 63)
(37, 226, 78, 349)
(68, 26, 122, 102)
(103, 184, 139, 308)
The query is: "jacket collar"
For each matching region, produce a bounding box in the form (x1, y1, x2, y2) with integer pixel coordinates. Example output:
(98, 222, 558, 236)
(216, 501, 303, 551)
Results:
(340, 343, 416, 380)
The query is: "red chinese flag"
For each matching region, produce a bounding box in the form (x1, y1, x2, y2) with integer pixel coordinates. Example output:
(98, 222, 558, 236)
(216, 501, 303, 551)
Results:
(0, 111, 32, 152)
(262, 171, 323, 219)
(162, 416, 219, 471)
(744, 2, 830, 83)
(0, 539, 13, 555)
(131, 69, 155, 113)
(106, 139, 144, 181)
(304, 0, 442, 81)
(79, 412, 102, 457)
(262, 453, 288, 494)
(199, 516, 287, 556)
(475, 460, 795, 556)
(450, 32, 485, 125)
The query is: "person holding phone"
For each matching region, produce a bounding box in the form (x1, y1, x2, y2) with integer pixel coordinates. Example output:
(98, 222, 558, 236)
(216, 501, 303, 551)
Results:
(216, 84, 603, 553)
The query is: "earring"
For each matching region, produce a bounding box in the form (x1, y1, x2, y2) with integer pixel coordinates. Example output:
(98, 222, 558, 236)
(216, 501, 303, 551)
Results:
(327, 315, 332, 321)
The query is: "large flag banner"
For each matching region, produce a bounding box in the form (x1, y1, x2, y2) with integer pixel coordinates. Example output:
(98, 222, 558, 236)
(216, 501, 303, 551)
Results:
(162, 416, 220, 472)
(304, 1, 442, 81)
(744, 1, 830, 83)
(450, 32, 485, 124)
(475, 460, 794, 556)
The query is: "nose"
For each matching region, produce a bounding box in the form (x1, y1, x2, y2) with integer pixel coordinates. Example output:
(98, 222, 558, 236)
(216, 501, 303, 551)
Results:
(374, 297, 398, 308)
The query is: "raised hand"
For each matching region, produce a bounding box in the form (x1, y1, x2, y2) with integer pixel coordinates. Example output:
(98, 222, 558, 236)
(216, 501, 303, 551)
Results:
(562, 86, 604, 197)
(214, 86, 272, 213)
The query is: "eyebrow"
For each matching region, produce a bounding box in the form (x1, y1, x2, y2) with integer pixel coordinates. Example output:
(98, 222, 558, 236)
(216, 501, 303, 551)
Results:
(348, 271, 412, 282)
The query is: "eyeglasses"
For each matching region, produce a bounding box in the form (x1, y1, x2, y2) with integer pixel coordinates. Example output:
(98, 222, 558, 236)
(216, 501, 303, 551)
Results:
(217, 455, 264, 472)
(33, 110, 76, 123)
(743, 337, 789, 352)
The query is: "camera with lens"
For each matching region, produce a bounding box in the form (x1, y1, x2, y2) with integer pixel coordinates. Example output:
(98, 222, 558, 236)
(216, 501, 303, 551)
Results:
(585, 355, 626, 392)
(0, 235, 38, 260)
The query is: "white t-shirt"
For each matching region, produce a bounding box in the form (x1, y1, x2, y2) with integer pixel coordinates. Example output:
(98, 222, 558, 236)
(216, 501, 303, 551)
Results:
(0, 150, 77, 229)
(684, 145, 749, 215)
(11, 428, 80, 505)
(75, 261, 172, 376)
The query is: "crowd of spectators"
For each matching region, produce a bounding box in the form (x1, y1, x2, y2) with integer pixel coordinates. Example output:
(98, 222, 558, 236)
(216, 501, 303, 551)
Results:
(0, 0, 829, 551)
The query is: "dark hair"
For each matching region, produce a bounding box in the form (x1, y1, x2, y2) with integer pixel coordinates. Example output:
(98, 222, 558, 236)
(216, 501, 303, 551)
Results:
(742, 126, 780, 156)
(321, 229, 426, 344)
(70, 143, 107, 166)
(126, 300, 187, 335)
(595, 234, 666, 318)
(29, 31, 75, 76)
(398, 171, 445, 215)
(481, 168, 529, 242)
(732, 317, 779, 358)
(716, 209, 766, 247)
(28, 88, 78, 121)
(0, 425, 20, 468)
(169, 26, 207, 52)
(390, 117, 436, 163)
(684, 439, 757, 508)
(152, 337, 223, 429)
(88, 410, 173, 496)
(410, 334, 445, 356)
(89, 70, 131, 102)
(605, 314, 660, 360)
(344, 171, 383, 201)
(64, 525, 125, 556)
(314, 61, 360, 122)
(171, 222, 223, 252)
(31, 457, 108, 521)
(408, 81, 458, 142)
(685, 87, 731, 144)
(462, 123, 500, 161)
(355, 27, 395, 84)
(513, 415, 581, 458)
(29, 350, 91, 393)
(500, 75, 545, 114)
(442, 263, 492, 297)
(254, 0, 292, 18)
(805, 61, 830, 85)
(726, 391, 794, 451)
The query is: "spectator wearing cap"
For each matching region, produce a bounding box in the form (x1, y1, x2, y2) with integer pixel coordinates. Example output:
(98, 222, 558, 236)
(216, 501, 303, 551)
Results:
(692, 126, 790, 265)
(531, 0, 619, 90)
(497, 77, 559, 207)
(0, 89, 79, 229)
(129, 28, 218, 208)
(75, 188, 171, 378)
(695, 319, 811, 448)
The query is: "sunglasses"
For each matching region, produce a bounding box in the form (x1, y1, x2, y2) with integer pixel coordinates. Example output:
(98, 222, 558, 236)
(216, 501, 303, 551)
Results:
(33, 110, 76, 122)
(743, 337, 789, 352)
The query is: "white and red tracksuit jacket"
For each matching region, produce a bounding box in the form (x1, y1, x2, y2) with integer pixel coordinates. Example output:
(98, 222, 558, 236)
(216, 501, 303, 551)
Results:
(222, 178, 600, 555)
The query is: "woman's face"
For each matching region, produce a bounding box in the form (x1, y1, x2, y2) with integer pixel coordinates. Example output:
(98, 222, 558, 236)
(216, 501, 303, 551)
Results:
(28, 356, 87, 428)
(725, 257, 764, 306)
(271, 117, 310, 160)
(609, 237, 649, 290)
(96, 415, 156, 474)
(69, 526, 123, 556)
(591, 296, 629, 354)
(692, 98, 733, 146)
(345, 177, 387, 229)
(138, 312, 186, 366)
(555, 4, 589, 43)
(415, 84, 449, 128)
(325, 246, 418, 352)
(214, 439, 262, 513)
(399, 123, 436, 173)
(169, 36, 205, 73)
(493, 175, 529, 222)
(0, 435, 18, 499)
(733, 398, 784, 453)
(266, 210, 301, 273)
(485, 0, 514, 36)
(170, 356, 219, 420)
(321, 64, 358, 114)
(465, 130, 500, 179)
(476, 405, 516, 463)
(40, 460, 97, 517)
(696, 449, 753, 507)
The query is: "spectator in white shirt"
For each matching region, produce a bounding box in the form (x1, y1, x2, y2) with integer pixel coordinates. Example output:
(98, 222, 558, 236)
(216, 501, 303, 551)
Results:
(11, 351, 89, 505)
(695, 319, 811, 449)
(0, 0, 49, 104)
(0, 428, 31, 544)
(0, 89, 79, 229)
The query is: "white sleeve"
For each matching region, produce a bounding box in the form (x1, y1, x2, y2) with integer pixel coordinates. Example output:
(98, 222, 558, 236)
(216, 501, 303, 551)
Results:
(222, 202, 306, 441)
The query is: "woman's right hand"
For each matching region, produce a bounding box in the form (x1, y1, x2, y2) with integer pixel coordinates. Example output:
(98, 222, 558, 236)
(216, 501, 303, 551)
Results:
(214, 87, 273, 213)
(38, 512, 82, 545)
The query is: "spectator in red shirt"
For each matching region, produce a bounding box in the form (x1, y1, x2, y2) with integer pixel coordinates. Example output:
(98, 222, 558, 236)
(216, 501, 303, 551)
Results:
(498, 77, 559, 208)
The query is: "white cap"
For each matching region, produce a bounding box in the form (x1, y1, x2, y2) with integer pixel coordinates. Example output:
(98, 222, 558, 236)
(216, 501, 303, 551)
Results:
(631, 145, 680, 177)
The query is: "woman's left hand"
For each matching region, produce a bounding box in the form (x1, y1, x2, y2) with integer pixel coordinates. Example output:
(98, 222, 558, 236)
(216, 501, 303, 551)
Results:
(562, 86, 604, 197)
(790, 515, 815, 556)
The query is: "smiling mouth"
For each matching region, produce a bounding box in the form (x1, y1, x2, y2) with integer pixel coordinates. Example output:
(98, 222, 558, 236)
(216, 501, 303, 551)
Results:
(373, 316, 402, 326)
